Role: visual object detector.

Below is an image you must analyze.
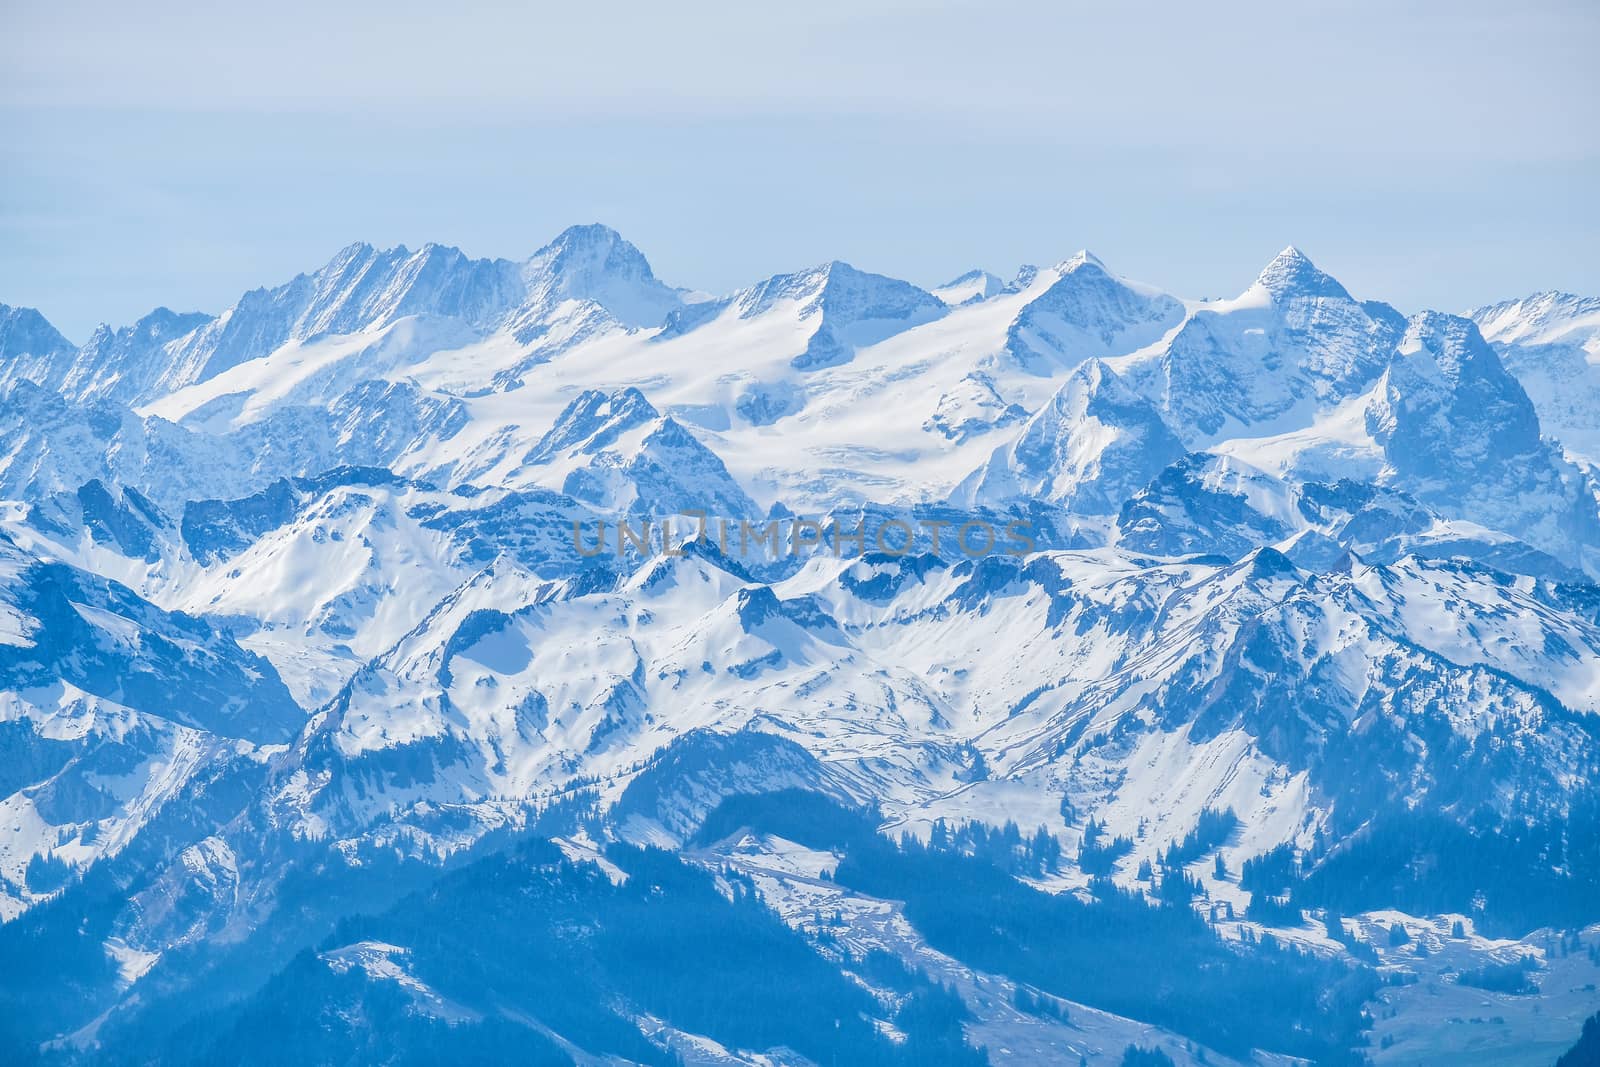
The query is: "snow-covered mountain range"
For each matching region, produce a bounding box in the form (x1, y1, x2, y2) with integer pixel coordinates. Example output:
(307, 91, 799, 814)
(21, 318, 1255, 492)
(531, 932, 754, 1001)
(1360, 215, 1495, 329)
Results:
(2, 227, 1598, 1065)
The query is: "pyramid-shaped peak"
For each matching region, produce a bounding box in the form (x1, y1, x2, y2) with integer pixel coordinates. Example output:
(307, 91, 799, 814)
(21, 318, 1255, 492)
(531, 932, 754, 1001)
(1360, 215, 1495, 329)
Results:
(1254, 245, 1352, 301)
(813, 259, 932, 292)
(1070, 356, 1125, 392)
(802, 260, 875, 287)
(1270, 244, 1314, 268)
(940, 268, 1000, 288)
(1062, 249, 1109, 272)
(932, 269, 1005, 306)
(742, 259, 938, 313)
(809, 259, 857, 281)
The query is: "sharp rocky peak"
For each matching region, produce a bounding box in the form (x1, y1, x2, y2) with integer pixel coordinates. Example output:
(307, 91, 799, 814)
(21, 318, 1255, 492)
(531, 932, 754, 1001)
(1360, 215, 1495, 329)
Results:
(518, 223, 683, 329)
(1059, 249, 1110, 273)
(1397, 310, 1509, 384)
(1470, 290, 1600, 346)
(1253, 245, 1353, 302)
(0, 303, 75, 357)
(528, 224, 659, 283)
(0, 303, 80, 393)
(939, 268, 1002, 287)
(524, 387, 663, 466)
(742, 260, 937, 312)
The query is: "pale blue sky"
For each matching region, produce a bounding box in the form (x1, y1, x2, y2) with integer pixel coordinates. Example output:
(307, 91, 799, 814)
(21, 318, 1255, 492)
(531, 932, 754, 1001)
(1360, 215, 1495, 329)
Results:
(3, 0, 1597, 340)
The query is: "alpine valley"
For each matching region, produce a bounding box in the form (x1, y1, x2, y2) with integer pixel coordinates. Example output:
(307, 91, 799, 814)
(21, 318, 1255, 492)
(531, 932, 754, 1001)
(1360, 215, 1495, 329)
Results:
(2, 226, 1598, 1066)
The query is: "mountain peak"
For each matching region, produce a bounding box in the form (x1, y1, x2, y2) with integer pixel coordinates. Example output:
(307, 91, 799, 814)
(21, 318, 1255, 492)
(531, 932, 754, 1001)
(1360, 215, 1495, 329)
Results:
(0, 302, 75, 354)
(59, 306, 215, 404)
(522, 224, 682, 329)
(0, 303, 78, 392)
(1254, 245, 1351, 301)
(939, 268, 997, 287)
(523, 386, 661, 467)
(1062, 249, 1109, 272)
(957, 356, 1185, 513)
(547, 222, 627, 246)
(1470, 289, 1600, 347)
(798, 260, 871, 291)
(1370, 308, 1600, 563)
(789, 263, 945, 369)
(1398, 310, 1506, 383)
(1002, 255, 1185, 372)
(532, 224, 649, 275)
(932, 269, 1004, 306)
(324, 240, 381, 271)
(132, 305, 211, 335)
(1072, 355, 1124, 395)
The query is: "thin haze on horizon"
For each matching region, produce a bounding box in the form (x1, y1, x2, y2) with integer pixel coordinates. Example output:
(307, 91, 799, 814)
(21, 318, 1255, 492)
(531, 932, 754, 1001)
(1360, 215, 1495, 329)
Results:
(2, 0, 1597, 339)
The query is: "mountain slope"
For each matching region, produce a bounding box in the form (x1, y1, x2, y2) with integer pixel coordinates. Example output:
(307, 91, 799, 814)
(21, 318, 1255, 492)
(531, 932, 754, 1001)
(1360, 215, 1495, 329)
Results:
(1471, 290, 1600, 467)
(663, 260, 946, 374)
(955, 358, 1186, 517)
(1111, 247, 1404, 444)
(58, 308, 215, 405)
(1366, 311, 1600, 571)
(0, 529, 301, 918)
(0, 303, 77, 392)
(1003, 252, 1186, 375)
